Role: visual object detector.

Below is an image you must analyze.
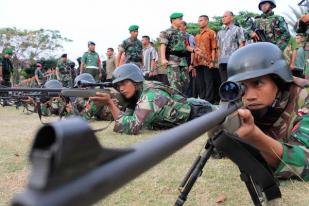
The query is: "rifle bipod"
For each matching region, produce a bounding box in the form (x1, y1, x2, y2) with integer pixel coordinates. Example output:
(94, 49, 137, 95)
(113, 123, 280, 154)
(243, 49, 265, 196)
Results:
(174, 131, 282, 206)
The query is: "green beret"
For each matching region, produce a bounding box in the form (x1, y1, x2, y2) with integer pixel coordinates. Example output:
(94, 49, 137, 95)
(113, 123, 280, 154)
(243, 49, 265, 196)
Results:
(129, 25, 139, 32)
(170, 12, 183, 19)
(4, 49, 13, 55)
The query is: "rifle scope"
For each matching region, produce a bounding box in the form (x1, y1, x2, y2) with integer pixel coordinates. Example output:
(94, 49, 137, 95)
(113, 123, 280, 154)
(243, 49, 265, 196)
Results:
(219, 81, 245, 102)
(77, 80, 114, 88)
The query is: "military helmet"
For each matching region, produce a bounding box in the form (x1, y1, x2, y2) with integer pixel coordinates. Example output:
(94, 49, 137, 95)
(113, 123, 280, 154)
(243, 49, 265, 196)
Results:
(112, 63, 144, 84)
(44, 80, 63, 88)
(259, 0, 276, 10)
(74, 73, 95, 87)
(227, 42, 293, 83)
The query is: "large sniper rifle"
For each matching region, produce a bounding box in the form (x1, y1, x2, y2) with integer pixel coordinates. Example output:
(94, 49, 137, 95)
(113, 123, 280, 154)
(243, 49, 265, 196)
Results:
(11, 81, 281, 206)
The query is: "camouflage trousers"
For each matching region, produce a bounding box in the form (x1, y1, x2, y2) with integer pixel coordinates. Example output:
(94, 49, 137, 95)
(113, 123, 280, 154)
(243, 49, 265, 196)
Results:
(166, 64, 189, 93)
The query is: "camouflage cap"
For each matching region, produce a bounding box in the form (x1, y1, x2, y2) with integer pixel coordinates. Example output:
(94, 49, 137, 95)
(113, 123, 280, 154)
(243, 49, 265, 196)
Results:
(129, 25, 139, 32)
(170, 12, 183, 19)
(4, 49, 13, 55)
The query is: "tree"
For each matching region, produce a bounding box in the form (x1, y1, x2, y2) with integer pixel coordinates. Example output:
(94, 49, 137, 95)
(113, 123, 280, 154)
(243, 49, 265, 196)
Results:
(186, 11, 259, 35)
(0, 27, 72, 65)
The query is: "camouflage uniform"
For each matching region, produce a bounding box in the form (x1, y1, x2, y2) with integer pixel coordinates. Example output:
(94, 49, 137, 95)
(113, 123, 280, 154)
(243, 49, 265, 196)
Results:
(65, 98, 113, 121)
(56, 59, 74, 87)
(114, 81, 214, 135)
(160, 27, 189, 93)
(39, 97, 65, 116)
(254, 78, 309, 180)
(252, 11, 290, 51)
(0, 56, 13, 87)
(119, 38, 143, 68)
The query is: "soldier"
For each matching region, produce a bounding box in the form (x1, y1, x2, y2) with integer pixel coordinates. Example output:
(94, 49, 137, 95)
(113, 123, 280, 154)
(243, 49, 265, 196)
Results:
(0, 49, 14, 87)
(34, 63, 44, 86)
(56, 53, 75, 87)
(142, 35, 158, 80)
(217, 11, 245, 83)
(159, 12, 196, 93)
(248, 0, 290, 51)
(80, 41, 102, 82)
(228, 42, 309, 181)
(116, 25, 143, 68)
(90, 63, 214, 135)
(64, 73, 113, 121)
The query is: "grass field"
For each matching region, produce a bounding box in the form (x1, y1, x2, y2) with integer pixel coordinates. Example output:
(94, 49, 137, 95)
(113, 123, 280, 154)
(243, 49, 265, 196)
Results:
(0, 106, 309, 206)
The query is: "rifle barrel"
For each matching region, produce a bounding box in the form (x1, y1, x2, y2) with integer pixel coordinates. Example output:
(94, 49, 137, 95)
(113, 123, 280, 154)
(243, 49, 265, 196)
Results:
(12, 101, 242, 206)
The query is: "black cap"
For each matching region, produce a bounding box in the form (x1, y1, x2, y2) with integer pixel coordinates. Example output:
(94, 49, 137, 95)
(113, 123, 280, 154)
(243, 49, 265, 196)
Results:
(88, 41, 96, 46)
(61, 53, 67, 58)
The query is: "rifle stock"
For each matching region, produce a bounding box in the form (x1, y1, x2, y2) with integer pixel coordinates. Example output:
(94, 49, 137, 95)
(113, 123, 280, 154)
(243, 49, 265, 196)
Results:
(11, 101, 243, 206)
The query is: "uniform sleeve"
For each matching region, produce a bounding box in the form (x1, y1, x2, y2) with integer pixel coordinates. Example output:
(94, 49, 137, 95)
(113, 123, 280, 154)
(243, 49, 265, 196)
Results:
(275, 16, 291, 51)
(113, 92, 159, 135)
(80, 100, 97, 120)
(159, 30, 169, 45)
(119, 41, 126, 52)
(275, 97, 309, 181)
(81, 53, 87, 64)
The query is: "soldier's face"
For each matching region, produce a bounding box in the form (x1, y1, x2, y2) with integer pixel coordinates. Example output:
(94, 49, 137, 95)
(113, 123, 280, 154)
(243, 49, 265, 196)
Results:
(130, 31, 139, 38)
(89, 45, 95, 51)
(173, 18, 183, 28)
(4, 54, 12, 59)
(117, 80, 136, 99)
(241, 75, 278, 110)
(261, 2, 272, 13)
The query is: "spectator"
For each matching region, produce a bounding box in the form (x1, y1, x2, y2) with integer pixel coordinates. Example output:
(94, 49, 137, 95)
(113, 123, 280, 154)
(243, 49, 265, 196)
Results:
(217, 11, 245, 82)
(106, 48, 117, 82)
(192, 15, 217, 103)
(142, 35, 158, 80)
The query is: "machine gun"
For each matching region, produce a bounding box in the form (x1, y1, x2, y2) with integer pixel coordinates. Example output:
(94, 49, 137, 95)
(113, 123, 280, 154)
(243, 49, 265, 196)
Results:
(11, 81, 281, 206)
(245, 16, 269, 42)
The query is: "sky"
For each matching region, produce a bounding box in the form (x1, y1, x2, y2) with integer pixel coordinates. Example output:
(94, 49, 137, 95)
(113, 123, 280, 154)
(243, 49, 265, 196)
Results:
(0, 0, 302, 62)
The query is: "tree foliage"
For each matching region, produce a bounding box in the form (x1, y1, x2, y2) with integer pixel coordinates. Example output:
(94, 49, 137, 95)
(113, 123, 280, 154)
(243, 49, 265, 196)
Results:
(0, 27, 72, 64)
(186, 11, 259, 35)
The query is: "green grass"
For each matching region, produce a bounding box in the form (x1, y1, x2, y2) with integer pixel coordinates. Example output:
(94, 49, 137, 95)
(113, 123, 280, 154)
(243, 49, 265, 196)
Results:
(1, 107, 309, 206)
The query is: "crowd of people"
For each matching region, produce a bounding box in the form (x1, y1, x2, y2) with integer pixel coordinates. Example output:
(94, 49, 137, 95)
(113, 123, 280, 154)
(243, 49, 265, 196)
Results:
(1, 0, 309, 183)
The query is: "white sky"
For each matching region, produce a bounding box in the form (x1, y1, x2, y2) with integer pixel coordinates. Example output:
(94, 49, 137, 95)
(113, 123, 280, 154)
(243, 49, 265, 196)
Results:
(0, 0, 301, 62)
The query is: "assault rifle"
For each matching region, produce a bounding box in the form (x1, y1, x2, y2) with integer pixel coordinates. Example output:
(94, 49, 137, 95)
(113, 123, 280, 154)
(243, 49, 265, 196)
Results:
(11, 81, 281, 206)
(245, 16, 269, 42)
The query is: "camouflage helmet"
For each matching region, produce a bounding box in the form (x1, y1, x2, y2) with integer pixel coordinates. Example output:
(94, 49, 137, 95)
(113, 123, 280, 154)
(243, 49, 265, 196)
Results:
(258, 0, 276, 10)
(112, 63, 144, 84)
(44, 80, 63, 88)
(74, 73, 95, 87)
(227, 42, 293, 83)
